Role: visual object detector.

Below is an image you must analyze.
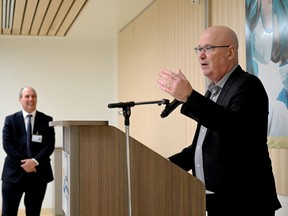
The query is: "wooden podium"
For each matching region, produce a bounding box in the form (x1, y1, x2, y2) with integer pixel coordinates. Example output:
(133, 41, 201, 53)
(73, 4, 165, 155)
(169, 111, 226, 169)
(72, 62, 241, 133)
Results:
(49, 120, 205, 216)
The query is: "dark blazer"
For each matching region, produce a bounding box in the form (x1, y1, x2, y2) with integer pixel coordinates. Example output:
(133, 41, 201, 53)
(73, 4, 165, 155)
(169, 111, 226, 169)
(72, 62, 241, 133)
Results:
(1, 110, 55, 184)
(169, 65, 281, 211)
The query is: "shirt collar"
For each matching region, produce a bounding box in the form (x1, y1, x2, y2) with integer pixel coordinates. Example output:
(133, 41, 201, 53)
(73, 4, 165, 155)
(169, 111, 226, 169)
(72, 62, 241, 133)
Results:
(22, 110, 36, 118)
(208, 64, 238, 91)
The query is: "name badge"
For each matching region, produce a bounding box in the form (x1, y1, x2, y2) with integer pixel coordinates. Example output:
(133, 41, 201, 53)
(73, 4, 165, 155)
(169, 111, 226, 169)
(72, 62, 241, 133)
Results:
(32, 134, 42, 143)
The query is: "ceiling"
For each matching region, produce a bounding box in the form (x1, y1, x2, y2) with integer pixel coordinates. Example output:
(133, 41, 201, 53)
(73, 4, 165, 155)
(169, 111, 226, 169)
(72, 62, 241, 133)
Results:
(0, 0, 155, 40)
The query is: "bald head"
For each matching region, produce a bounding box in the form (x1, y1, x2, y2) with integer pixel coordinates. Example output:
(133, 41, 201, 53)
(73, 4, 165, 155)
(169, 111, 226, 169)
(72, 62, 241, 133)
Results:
(197, 26, 239, 82)
(203, 26, 238, 49)
(199, 26, 239, 64)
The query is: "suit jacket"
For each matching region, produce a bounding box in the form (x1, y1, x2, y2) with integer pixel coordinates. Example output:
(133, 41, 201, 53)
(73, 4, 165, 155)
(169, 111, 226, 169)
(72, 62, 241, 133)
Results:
(1, 110, 55, 184)
(169, 65, 281, 211)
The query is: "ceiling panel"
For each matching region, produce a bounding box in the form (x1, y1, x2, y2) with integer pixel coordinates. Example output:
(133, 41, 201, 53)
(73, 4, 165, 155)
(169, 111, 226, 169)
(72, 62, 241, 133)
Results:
(0, 0, 88, 36)
(0, 0, 156, 40)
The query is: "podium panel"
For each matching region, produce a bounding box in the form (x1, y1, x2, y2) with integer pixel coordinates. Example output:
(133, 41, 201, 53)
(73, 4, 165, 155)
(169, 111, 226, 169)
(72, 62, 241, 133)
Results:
(50, 120, 205, 216)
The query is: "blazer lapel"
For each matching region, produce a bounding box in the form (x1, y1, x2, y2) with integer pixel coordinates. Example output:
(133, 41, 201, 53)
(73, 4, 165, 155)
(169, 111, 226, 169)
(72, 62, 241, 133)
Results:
(16, 111, 26, 132)
(216, 65, 242, 105)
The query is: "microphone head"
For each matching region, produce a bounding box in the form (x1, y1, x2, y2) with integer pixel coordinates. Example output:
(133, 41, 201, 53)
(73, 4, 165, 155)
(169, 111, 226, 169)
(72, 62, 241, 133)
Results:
(160, 110, 169, 118)
(160, 99, 182, 118)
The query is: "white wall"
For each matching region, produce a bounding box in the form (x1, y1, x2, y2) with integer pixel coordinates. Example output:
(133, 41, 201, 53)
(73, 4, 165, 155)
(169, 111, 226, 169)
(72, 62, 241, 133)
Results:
(0, 36, 118, 210)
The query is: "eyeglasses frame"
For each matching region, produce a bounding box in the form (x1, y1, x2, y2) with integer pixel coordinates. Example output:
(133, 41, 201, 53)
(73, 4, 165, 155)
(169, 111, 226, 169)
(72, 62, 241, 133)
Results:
(194, 45, 230, 55)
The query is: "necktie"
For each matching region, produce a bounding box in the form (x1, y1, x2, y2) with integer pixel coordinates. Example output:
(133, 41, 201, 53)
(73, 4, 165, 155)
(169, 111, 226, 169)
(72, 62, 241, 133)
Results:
(210, 85, 221, 102)
(27, 114, 32, 157)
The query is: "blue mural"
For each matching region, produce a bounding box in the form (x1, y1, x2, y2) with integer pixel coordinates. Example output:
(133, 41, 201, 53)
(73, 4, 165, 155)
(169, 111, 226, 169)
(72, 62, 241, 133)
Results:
(246, 0, 288, 148)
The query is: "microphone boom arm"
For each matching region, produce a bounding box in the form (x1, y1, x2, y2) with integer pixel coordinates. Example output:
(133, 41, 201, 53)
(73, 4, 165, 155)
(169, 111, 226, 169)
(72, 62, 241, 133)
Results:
(108, 98, 170, 126)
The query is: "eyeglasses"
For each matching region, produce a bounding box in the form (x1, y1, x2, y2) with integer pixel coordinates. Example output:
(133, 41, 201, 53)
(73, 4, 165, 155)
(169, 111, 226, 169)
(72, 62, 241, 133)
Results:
(194, 45, 230, 55)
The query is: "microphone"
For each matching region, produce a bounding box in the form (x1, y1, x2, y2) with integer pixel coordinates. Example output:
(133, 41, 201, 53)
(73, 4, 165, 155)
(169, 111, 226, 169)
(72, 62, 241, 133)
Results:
(160, 99, 183, 118)
(108, 101, 135, 108)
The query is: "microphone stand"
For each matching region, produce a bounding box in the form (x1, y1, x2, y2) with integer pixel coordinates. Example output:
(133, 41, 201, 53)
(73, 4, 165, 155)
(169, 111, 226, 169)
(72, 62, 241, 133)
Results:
(108, 99, 169, 216)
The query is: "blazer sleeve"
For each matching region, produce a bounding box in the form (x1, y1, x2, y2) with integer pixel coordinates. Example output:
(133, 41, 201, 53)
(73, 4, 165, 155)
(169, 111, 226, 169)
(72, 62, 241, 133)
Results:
(2, 114, 28, 161)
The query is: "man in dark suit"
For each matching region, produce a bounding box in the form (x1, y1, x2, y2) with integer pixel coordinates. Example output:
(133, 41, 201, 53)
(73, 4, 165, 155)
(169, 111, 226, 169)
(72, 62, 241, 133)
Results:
(1, 86, 55, 216)
(157, 26, 281, 216)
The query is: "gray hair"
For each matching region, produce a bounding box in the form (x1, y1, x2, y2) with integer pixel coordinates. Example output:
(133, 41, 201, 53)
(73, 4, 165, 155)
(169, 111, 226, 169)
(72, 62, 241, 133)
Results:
(19, 86, 37, 98)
